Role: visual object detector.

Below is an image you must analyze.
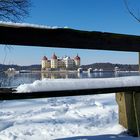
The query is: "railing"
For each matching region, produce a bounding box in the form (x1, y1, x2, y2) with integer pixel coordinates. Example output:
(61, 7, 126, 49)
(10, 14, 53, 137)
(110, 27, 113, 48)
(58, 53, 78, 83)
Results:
(1, 23, 140, 136)
(0, 23, 140, 52)
(0, 86, 140, 100)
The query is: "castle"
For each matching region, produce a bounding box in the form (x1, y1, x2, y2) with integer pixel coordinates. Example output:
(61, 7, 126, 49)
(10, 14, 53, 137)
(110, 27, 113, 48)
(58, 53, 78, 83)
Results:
(41, 53, 80, 70)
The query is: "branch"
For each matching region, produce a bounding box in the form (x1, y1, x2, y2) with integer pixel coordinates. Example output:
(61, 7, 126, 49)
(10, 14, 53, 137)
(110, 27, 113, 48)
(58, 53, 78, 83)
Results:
(124, 0, 140, 23)
(0, 0, 31, 22)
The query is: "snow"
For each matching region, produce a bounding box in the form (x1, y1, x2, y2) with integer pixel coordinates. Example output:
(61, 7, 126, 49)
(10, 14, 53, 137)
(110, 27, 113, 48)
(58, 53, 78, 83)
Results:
(1, 76, 140, 139)
(16, 76, 140, 93)
(0, 94, 138, 140)
(0, 21, 68, 29)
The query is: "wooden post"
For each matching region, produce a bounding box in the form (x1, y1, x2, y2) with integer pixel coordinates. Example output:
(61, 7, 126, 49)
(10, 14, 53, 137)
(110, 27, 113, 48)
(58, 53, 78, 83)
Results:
(116, 92, 140, 136)
(138, 52, 140, 71)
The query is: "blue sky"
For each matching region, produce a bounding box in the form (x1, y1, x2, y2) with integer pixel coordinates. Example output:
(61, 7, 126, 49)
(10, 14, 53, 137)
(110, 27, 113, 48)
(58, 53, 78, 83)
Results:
(0, 0, 140, 65)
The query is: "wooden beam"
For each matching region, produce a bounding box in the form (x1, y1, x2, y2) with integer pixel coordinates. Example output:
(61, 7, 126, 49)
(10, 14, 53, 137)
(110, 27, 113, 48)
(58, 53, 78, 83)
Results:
(0, 24, 140, 52)
(139, 52, 140, 71)
(1, 86, 140, 100)
(116, 92, 140, 136)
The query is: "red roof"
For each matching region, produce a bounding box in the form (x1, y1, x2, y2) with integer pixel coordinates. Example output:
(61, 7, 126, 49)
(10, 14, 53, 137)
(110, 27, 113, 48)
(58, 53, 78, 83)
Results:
(74, 54, 80, 60)
(51, 53, 57, 59)
(42, 56, 48, 60)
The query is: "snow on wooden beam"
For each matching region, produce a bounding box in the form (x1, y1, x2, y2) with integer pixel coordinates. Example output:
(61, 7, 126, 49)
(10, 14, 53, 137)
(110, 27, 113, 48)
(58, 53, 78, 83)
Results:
(1, 86, 140, 100)
(0, 23, 140, 52)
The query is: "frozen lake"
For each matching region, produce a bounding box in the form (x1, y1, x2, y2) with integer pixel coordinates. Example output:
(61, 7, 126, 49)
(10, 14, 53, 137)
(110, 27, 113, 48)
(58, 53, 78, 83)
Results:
(0, 71, 140, 87)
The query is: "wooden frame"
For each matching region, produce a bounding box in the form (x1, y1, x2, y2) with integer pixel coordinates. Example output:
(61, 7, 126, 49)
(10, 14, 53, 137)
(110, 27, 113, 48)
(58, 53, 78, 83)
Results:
(1, 23, 140, 136)
(0, 23, 140, 52)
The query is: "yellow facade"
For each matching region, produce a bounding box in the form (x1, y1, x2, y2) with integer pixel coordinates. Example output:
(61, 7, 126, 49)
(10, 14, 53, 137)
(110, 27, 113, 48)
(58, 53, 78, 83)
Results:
(58, 60, 65, 69)
(41, 54, 80, 70)
(74, 59, 80, 67)
(51, 59, 58, 68)
(42, 60, 51, 70)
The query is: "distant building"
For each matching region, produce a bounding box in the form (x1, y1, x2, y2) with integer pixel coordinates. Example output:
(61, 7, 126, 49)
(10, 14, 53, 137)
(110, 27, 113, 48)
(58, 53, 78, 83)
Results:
(41, 53, 81, 70)
(41, 56, 50, 69)
(51, 53, 58, 69)
(74, 54, 80, 66)
(63, 56, 75, 69)
(77, 68, 83, 73)
(114, 66, 120, 72)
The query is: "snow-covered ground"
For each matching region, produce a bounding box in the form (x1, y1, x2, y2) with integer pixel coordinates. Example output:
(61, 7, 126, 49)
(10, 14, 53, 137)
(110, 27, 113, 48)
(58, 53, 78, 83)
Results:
(1, 76, 140, 139)
(0, 93, 139, 140)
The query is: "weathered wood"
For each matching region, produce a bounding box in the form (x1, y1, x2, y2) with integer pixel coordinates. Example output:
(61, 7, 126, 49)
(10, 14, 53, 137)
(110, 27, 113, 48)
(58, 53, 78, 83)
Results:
(116, 93, 128, 128)
(116, 92, 140, 136)
(139, 52, 140, 71)
(0, 24, 140, 52)
(1, 23, 140, 137)
(133, 92, 140, 136)
(1, 86, 140, 100)
(0, 88, 14, 93)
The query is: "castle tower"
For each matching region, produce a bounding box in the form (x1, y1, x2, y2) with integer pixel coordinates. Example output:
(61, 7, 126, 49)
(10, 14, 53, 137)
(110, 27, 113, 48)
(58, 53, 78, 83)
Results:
(51, 53, 58, 68)
(74, 54, 80, 67)
(41, 56, 48, 70)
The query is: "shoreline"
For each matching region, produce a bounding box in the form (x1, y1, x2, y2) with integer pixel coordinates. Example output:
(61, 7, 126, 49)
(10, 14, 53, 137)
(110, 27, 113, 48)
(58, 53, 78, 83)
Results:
(32, 70, 78, 73)
(30, 70, 139, 73)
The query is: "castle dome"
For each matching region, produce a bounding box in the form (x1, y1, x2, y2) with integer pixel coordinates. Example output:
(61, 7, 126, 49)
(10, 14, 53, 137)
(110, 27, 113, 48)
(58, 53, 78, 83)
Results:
(51, 53, 57, 59)
(74, 54, 80, 60)
(42, 56, 48, 60)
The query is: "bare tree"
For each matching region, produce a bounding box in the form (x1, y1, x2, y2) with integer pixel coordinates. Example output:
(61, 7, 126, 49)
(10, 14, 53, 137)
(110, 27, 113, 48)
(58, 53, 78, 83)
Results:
(0, 0, 31, 88)
(124, 0, 140, 73)
(0, 0, 31, 22)
(124, 0, 140, 22)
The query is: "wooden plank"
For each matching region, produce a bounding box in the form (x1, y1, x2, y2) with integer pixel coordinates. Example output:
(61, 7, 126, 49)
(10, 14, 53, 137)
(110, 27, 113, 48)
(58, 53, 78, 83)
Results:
(1, 23, 140, 137)
(139, 52, 140, 71)
(133, 92, 140, 136)
(0, 88, 14, 93)
(1, 86, 140, 100)
(0, 24, 140, 52)
(116, 92, 140, 136)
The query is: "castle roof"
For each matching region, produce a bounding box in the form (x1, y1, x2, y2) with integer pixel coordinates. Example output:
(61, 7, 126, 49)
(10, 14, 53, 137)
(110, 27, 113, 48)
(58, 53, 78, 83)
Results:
(74, 54, 80, 60)
(51, 53, 57, 59)
(42, 56, 48, 60)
